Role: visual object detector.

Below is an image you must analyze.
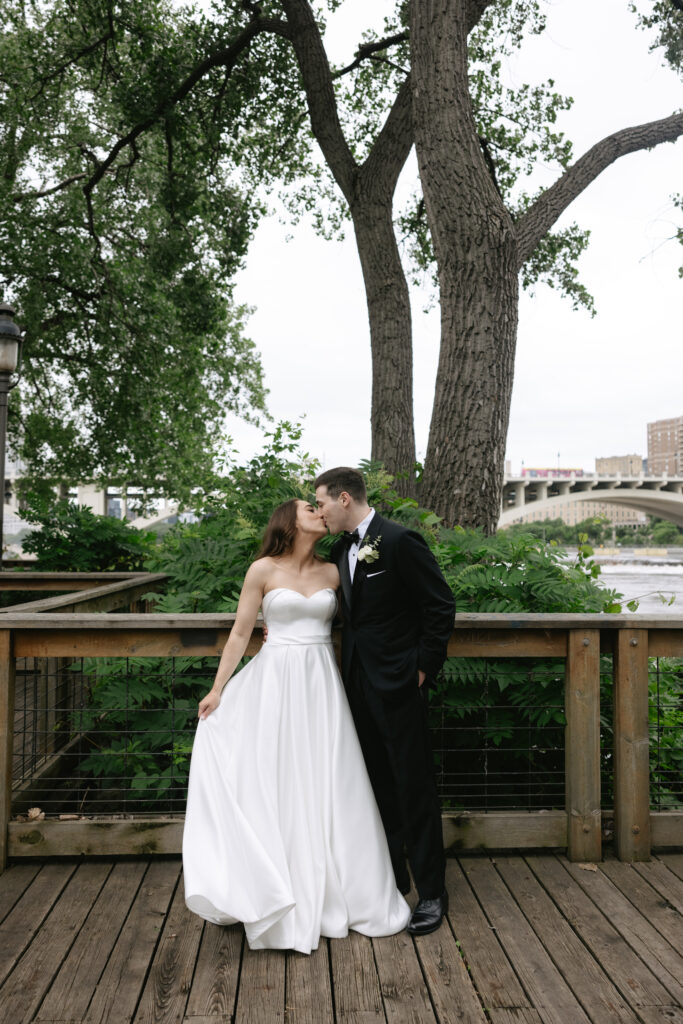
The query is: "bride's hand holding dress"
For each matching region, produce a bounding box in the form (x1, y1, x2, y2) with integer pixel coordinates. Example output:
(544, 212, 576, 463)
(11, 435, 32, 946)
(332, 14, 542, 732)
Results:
(196, 558, 270, 719)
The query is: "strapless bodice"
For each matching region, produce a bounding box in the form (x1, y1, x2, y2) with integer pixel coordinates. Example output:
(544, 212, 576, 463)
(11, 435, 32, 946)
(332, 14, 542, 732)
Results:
(262, 587, 337, 646)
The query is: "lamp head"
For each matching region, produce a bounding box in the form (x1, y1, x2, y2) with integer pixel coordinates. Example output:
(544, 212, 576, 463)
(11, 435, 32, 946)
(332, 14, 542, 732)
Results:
(0, 305, 22, 374)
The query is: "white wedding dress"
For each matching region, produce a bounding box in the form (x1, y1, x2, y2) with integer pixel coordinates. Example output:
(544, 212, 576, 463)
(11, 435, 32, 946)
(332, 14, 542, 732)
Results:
(182, 586, 411, 954)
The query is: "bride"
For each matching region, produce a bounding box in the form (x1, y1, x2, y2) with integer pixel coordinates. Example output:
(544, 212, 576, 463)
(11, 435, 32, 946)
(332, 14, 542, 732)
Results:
(182, 498, 411, 954)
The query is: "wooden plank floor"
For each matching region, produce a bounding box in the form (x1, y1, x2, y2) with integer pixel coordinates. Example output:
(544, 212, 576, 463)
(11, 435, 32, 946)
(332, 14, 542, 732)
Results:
(0, 853, 681, 1024)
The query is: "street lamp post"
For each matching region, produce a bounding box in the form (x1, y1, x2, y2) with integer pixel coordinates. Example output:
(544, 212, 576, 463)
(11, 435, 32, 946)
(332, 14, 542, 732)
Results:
(0, 305, 23, 562)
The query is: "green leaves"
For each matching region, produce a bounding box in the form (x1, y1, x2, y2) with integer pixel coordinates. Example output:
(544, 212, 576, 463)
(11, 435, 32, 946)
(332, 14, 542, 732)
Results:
(21, 496, 156, 570)
(0, 0, 267, 493)
(144, 422, 320, 613)
(630, 0, 683, 75)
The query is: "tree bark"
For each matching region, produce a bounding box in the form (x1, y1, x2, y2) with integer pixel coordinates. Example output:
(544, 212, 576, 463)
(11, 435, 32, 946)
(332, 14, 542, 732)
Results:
(283, 0, 416, 490)
(351, 195, 416, 481)
(410, 0, 517, 531)
(354, 76, 416, 488)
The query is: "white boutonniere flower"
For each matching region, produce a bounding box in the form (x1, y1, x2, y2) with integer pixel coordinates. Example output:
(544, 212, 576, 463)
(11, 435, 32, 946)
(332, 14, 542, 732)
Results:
(357, 534, 381, 564)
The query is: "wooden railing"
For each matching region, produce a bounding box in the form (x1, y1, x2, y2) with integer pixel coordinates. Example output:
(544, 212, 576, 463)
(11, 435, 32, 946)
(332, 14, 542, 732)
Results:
(0, 571, 161, 592)
(0, 573, 169, 866)
(0, 611, 681, 870)
(0, 571, 168, 612)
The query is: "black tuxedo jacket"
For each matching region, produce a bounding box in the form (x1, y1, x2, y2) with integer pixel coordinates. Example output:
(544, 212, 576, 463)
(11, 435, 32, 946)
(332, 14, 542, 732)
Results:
(331, 512, 455, 691)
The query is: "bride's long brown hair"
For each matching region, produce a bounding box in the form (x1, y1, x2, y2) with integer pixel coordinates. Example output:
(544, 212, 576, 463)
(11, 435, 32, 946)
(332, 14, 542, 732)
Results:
(256, 499, 300, 559)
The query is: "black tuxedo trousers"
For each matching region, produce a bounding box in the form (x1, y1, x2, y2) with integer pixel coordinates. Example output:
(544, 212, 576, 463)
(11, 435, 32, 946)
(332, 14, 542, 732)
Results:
(345, 654, 446, 900)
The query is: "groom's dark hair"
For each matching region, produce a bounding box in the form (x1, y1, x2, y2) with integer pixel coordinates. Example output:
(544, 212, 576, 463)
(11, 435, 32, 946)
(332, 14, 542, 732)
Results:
(315, 467, 367, 503)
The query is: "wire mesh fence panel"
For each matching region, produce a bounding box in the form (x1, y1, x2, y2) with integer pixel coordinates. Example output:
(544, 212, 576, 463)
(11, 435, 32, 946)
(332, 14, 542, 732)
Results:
(429, 656, 566, 812)
(598, 654, 683, 813)
(12, 652, 570, 819)
(12, 655, 219, 817)
(600, 655, 616, 812)
(10, 649, 681, 821)
(13, 657, 89, 794)
(649, 656, 683, 811)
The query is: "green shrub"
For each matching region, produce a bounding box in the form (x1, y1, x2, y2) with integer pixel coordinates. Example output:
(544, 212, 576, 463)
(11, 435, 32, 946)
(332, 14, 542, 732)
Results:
(22, 498, 155, 571)
(63, 431, 680, 813)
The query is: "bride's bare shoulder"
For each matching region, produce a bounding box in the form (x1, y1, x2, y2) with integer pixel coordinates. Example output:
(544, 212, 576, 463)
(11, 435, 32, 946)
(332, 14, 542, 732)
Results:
(246, 557, 276, 585)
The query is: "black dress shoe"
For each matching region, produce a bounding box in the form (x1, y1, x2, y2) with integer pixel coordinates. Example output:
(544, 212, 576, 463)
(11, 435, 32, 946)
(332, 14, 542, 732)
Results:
(407, 890, 448, 935)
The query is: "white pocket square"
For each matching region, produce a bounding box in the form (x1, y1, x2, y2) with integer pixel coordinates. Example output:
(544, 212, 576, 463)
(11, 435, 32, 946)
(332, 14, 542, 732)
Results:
(366, 570, 387, 578)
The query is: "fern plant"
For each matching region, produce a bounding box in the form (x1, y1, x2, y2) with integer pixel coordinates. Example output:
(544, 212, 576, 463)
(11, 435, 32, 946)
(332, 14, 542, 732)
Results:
(64, 441, 679, 814)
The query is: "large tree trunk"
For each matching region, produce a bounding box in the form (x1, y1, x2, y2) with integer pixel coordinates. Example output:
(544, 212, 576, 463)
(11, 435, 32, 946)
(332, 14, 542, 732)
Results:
(351, 195, 416, 492)
(281, 0, 417, 490)
(410, 0, 517, 532)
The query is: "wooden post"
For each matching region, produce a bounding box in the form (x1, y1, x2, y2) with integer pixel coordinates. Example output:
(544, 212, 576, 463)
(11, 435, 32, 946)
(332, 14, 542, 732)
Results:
(565, 629, 601, 861)
(0, 629, 16, 872)
(613, 629, 650, 862)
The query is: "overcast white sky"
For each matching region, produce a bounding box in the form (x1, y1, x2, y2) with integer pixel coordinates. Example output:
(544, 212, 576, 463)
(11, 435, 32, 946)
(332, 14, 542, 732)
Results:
(226, 0, 682, 477)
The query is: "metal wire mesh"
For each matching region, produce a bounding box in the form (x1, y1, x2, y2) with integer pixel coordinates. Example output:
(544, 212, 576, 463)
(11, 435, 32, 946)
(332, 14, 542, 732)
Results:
(12, 656, 218, 817)
(12, 654, 570, 818)
(649, 656, 683, 811)
(12, 651, 680, 820)
(599, 655, 683, 812)
(429, 657, 566, 811)
(599, 654, 616, 812)
(13, 656, 89, 791)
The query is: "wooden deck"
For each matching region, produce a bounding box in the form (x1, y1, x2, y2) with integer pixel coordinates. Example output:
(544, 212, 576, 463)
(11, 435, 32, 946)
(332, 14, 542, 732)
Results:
(0, 853, 681, 1024)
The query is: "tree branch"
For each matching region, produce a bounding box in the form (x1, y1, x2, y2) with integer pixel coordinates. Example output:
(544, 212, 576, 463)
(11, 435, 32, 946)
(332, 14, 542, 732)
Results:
(516, 111, 683, 267)
(368, 53, 409, 76)
(360, 75, 413, 197)
(332, 31, 409, 79)
(12, 173, 87, 202)
(31, 29, 115, 98)
(83, 14, 290, 199)
(280, 0, 357, 201)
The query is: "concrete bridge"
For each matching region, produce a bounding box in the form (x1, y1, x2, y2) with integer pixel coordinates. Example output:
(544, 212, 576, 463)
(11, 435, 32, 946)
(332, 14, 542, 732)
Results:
(500, 473, 683, 528)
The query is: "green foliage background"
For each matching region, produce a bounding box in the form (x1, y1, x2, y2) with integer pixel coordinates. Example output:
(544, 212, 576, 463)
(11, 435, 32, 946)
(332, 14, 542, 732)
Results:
(21, 498, 155, 571)
(21, 426, 682, 814)
(4, 0, 679, 499)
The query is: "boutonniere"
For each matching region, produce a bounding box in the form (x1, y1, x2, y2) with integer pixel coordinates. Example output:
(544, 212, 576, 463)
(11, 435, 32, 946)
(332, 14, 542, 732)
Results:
(357, 534, 382, 564)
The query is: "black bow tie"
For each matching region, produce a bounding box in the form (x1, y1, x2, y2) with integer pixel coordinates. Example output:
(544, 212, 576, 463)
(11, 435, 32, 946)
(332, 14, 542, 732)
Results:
(342, 529, 360, 549)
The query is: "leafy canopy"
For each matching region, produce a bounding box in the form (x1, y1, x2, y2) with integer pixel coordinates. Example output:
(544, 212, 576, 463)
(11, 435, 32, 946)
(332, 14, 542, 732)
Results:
(0, 0, 268, 495)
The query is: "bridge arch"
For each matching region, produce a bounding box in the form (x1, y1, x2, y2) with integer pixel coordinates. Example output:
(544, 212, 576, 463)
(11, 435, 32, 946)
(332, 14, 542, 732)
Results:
(499, 481, 683, 529)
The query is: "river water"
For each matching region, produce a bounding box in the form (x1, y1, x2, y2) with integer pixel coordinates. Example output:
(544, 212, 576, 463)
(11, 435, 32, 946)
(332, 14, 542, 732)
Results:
(588, 551, 683, 614)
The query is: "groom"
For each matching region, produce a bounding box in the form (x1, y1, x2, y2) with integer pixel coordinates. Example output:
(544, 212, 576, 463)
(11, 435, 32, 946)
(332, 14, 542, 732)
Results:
(315, 467, 455, 935)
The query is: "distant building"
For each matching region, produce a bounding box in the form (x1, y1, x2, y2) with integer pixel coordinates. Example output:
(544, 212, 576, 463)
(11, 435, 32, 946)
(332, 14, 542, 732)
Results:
(647, 416, 683, 476)
(595, 454, 643, 476)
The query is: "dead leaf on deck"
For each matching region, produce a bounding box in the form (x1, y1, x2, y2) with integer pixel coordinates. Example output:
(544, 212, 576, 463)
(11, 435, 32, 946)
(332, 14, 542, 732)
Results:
(577, 862, 598, 872)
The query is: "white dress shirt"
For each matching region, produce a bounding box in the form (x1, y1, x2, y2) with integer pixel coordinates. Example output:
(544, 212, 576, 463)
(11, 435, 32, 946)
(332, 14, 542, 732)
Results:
(348, 508, 375, 582)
